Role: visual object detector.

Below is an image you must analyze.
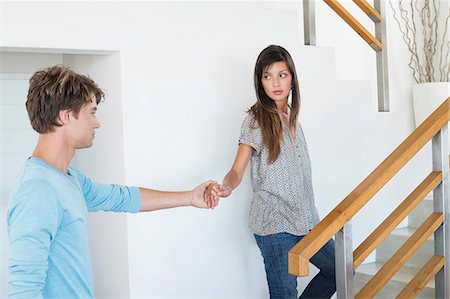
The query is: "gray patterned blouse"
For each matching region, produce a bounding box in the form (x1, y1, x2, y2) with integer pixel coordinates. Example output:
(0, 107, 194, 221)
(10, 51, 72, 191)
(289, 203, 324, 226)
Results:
(239, 113, 320, 236)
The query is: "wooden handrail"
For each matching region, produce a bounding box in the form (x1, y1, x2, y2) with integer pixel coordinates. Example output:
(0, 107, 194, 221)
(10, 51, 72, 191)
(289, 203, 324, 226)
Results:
(396, 255, 444, 299)
(355, 212, 443, 298)
(288, 97, 450, 277)
(323, 0, 382, 51)
(353, 171, 442, 268)
(352, 0, 381, 22)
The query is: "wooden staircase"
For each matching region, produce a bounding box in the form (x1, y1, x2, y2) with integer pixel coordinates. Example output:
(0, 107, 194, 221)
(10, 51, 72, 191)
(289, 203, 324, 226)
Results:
(354, 198, 436, 298)
(288, 98, 450, 298)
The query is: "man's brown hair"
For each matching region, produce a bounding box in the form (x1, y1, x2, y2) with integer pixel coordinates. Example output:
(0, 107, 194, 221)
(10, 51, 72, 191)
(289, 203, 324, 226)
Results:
(26, 65, 104, 134)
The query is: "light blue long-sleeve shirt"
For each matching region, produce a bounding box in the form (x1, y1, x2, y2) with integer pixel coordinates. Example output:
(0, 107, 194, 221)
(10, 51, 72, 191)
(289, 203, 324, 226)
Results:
(7, 157, 141, 298)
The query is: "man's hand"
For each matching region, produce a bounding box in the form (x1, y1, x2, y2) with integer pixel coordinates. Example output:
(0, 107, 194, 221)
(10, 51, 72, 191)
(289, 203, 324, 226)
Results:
(191, 180, 218, 209)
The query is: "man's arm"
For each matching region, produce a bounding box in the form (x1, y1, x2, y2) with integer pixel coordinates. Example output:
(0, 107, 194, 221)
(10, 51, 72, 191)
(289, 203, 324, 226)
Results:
(139, 180, 216, 211)
(71, 167, 217, 212)
(8, 180, 60, 299)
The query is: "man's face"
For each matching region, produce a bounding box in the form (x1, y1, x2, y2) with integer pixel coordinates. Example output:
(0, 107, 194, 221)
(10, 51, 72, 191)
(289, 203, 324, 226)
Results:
(68, 96, 101, 149)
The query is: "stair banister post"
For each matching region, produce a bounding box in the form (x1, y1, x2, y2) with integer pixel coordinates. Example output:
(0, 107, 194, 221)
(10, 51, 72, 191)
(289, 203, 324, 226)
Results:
(432, 124, 449, 299)
(335, 221, 354, 299)
(303, 0, 316, 46)
(374, 0, 389, 112)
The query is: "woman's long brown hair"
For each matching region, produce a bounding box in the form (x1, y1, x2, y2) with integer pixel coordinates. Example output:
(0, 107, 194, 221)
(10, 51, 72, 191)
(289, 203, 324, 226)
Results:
(249, 45, 300, 163)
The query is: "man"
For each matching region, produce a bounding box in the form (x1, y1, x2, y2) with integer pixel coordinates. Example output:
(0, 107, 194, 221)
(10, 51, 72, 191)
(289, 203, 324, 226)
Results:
(7, 65, 218, 298)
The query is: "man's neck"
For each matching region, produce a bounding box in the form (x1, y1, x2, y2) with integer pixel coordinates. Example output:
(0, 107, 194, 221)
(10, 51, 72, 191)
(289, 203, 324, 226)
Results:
(32, 133, 75, 173)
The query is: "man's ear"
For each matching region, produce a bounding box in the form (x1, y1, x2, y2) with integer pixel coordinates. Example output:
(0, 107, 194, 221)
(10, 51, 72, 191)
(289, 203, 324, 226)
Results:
(58, 109, 71, 125)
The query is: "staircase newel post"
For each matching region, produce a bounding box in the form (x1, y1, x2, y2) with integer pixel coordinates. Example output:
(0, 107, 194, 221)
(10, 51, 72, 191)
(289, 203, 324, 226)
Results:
(303, 0, 316, 46)
(374, 0, 389, 112)
(432, 124, 449, 299)
(335, 221, 354, 299)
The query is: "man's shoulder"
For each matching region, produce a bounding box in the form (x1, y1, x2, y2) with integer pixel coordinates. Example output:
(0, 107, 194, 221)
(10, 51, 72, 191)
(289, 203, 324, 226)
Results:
(67, 166, 90, 187)
(15, 160, 61, 186)
(7, 177, 60, 222)
(10, 177, 58, 203)
(9, 159, 68, 205)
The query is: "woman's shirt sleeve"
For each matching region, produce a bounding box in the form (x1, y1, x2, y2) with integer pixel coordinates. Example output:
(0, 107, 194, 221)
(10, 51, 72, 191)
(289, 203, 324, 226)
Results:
(238, 114, 262, 154)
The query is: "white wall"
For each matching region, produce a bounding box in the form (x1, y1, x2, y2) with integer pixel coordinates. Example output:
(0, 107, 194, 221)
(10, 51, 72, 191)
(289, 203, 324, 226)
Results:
(117, 3, 303, 297)
(0, 1, 437, 298)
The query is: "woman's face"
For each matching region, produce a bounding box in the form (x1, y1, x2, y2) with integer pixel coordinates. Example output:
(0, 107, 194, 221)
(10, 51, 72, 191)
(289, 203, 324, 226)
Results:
(261, 61, 292, 104)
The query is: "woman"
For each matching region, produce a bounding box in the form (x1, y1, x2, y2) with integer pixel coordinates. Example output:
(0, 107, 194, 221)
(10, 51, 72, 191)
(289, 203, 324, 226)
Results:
(205, 45, 336, 299)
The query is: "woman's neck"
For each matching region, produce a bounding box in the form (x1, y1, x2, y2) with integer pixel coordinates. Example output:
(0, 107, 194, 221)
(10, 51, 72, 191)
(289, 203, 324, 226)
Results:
(277, 108, 290, 128)
(275, 101, 288, 114)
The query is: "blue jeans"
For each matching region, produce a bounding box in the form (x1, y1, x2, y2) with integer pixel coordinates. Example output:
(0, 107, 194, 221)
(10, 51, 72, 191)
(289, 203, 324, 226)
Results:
(254, 232, 336, 299)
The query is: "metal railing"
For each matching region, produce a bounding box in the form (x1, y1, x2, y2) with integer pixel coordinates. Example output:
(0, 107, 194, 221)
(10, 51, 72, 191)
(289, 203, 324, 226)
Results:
(303, 0, 389, 111)
(432, 123, 449, 299)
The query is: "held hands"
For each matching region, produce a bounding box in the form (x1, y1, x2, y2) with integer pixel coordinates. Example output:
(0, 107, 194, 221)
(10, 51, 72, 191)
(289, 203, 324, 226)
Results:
(191, 181, 232, 209)
(191, 180, 218, 209)
(204, 182, 232, 209)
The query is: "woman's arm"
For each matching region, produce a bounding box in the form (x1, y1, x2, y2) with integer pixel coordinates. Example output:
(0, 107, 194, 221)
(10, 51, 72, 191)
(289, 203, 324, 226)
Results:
(205, 144, 253, 207)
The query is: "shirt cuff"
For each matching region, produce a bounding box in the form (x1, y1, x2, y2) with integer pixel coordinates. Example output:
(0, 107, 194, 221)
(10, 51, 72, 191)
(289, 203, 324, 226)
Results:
(128, 186, 142, 213)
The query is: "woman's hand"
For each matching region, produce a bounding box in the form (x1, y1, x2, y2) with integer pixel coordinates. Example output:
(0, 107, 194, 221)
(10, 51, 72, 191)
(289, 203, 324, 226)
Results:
(191, 180, 218, 208)
(203, 182, 220, 209)
(203, 182, 233, 208)
(213, 184, 232, 198)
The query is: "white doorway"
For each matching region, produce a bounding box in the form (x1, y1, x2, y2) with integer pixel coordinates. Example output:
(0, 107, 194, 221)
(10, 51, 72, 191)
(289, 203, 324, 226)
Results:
(0, 50, 130, 298)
